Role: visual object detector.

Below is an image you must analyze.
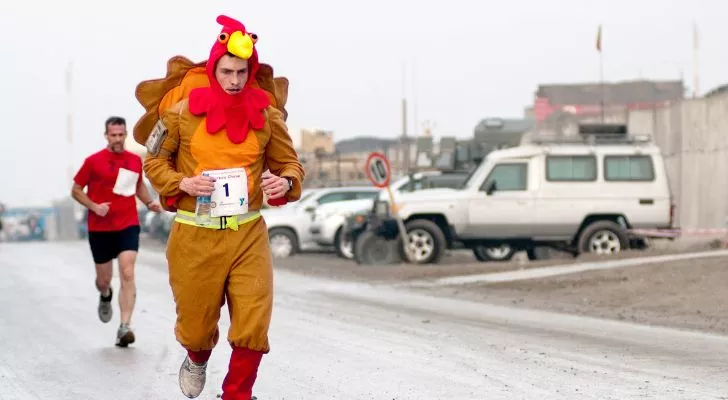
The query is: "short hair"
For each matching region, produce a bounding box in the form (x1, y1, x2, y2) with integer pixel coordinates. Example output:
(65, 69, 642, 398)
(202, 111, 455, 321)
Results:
(104, 116, 126, 133)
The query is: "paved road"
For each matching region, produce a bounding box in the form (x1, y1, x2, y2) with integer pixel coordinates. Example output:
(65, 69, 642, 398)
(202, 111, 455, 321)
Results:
(1, 241, 727, 399)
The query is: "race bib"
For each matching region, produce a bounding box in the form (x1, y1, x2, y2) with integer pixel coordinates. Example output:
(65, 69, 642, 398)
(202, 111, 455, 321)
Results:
(207, 167, 248, 217)
(112, 168, 139, 197)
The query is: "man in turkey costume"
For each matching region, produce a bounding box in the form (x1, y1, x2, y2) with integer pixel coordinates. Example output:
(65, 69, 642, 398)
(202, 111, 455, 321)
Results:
(133, 14, 304, 399)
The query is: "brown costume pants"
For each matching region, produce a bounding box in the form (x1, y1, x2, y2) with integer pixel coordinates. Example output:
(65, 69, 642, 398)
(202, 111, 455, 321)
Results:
(166, 216, 273, 354)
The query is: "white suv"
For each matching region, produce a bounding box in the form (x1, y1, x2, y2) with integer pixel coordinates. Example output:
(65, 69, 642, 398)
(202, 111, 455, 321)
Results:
(381, 129, 675, 264)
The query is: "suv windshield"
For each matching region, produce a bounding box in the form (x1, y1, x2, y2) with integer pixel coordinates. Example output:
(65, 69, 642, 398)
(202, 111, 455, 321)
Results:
(458, 159, 488, 189)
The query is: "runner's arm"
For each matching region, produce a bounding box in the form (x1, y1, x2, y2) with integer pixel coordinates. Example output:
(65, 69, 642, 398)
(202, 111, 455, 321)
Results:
(70, 159, 101, 213)
(264, 107, 305, 201)
(142, 107, 185, 197)
(135, 178, 155, 206)
(71, 183, 100, 214)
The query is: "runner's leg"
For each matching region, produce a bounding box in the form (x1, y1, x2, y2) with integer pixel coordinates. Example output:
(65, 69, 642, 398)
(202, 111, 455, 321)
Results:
(89, 230, 115, 323)
(115, 226, 140, 347)
(167, 221, 228, 397)
(222, 217, 273, 400)
(117, 250, 137, 324)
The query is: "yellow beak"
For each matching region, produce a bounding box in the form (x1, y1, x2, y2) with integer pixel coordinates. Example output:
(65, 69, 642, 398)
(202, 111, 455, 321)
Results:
(227, 31, 254, 60)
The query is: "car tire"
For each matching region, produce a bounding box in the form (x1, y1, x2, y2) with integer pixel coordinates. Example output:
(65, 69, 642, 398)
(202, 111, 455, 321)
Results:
(397, 219, 447, 264)
(526, 246, 552, 261)
(577, 220, 629, 255)
(268, 228, 298, 259)
(473, 244, 515, 262)
(334, 227, 354, 259)
(354, 230, 401, 265)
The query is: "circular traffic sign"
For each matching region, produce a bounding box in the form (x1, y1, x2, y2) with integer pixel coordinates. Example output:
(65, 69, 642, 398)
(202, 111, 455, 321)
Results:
(364, 151, 391, 188)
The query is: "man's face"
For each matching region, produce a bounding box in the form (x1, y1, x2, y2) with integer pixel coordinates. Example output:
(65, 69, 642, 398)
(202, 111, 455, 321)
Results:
(105, 124, 126, 153)
(215, 54, 249, 95)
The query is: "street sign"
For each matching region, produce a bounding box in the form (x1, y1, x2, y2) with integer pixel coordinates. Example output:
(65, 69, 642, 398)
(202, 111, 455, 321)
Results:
(363, 151, 414, 262)
(364, 152, 391, 188)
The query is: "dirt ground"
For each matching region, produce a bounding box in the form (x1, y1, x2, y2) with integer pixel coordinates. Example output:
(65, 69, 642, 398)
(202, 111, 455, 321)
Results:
(142, 235, 728, 335)
(272, 239, 728, 335)
(418, 254, 728, 335)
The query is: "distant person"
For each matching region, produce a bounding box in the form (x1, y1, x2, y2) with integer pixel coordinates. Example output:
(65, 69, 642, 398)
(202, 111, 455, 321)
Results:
(71, 116, 162, 347)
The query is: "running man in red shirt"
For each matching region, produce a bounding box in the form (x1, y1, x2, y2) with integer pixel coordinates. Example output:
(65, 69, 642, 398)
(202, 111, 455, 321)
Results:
(71, 116, 163, 347)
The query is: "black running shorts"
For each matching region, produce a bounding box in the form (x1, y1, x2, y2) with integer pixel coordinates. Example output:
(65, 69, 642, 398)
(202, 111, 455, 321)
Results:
(87, 225, 141, 264)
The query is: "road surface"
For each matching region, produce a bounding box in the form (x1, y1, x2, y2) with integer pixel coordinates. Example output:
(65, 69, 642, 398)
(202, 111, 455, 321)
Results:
(1, 241, 727, 399)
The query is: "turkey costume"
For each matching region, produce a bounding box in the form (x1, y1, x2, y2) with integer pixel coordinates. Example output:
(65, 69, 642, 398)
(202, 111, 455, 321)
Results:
(133, 14, 304, 399)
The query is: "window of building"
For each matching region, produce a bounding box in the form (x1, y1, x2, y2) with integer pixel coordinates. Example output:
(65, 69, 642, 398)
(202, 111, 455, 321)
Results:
(546, 155, 597, 181)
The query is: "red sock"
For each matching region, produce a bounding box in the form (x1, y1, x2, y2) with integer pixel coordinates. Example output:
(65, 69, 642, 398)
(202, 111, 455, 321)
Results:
(187, 349, 212, 364)
(221, 346, 264, 400)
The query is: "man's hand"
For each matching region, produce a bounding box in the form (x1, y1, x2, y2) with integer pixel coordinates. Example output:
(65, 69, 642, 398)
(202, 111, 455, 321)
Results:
(262, 171, 290, 199)
(92, 202, 111, 217)
(146, 201, 163, 213)
(179, 175, 216, 197)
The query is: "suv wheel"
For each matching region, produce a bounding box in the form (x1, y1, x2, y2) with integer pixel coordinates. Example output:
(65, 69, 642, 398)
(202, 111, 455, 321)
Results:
(473, 244, 515, 262)
(268, 228, 298, 259)
(398, 219, 447, 264)
(577, 220, 629, 255)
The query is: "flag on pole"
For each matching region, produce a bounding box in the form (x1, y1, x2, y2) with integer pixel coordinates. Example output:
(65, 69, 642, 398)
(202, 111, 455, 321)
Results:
(596, 24, 602, 52)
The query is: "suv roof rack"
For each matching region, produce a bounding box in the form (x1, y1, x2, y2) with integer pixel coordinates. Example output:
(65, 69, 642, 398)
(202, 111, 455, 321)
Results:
(529, 133, 652, 145)
(529, 123, 652, 145)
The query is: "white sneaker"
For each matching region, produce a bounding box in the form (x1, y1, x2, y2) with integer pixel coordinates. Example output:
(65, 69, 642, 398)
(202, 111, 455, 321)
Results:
(115, 323, 135, 348)
(179, 355, 207, 398)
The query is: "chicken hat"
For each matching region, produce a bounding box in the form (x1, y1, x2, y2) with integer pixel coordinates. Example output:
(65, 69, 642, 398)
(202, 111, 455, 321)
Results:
(187, 15, 271, 145)
(133, 15, 289, 153)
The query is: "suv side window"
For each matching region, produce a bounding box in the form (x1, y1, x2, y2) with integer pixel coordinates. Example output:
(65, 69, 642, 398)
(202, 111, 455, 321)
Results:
(546, 155, 597, 181)
(481, 163, 528, 191)
(317, 192, 355, 204)
(604, 155, 654, 181)
(354, 191, 379, 200)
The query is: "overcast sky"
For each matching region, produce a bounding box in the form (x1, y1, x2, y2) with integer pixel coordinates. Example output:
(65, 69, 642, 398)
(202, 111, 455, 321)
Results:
(1, 0, 725, 207)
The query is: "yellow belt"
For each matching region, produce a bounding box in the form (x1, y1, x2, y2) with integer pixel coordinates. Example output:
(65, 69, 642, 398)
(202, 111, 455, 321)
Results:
(174, 209, 261, 231)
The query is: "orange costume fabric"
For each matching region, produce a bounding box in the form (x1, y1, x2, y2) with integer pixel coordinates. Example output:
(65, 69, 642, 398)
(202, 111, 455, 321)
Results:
(133, 15, 304, 399)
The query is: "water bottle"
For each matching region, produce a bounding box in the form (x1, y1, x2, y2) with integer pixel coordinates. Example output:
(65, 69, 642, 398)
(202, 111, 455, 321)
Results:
(195, 173, 212, 225)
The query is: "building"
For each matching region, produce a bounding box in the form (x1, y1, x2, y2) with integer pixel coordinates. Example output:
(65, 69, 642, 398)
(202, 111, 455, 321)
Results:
(533, 80, 685, 122)
(300, 128, 334, 154)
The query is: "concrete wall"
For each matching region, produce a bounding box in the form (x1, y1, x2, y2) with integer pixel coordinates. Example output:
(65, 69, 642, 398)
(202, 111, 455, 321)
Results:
(629, 92, 728, 230)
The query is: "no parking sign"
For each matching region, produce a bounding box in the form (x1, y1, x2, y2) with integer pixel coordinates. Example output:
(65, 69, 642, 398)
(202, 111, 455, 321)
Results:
(363, 151, 414, 262)
(365, 152, 391, 188)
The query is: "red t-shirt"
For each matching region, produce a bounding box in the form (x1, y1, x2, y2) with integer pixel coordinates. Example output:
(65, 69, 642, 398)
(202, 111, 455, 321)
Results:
(74, 149, 143, 232)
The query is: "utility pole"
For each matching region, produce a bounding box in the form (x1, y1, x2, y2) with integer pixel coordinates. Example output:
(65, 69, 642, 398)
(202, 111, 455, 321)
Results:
(401, 62, 409, 174)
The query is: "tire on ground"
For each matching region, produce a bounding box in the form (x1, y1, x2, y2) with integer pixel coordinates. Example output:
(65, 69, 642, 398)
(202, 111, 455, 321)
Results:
(354, 230, 401, 265)
(473, 244, 515, 262)
(526, 246, 552, 261)
(268, 227, 298, 259)
(334, 227, 354, 260)
(398, 219, 447, 264)
(576, 220, 629, 255)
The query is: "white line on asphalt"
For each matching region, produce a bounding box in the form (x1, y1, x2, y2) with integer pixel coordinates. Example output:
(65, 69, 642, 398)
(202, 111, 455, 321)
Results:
(399, 249, 728, 287)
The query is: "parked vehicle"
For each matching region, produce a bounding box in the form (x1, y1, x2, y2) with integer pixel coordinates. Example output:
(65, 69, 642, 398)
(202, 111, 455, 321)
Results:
(262, 187, 380, 258)
(349, 124, 676, 265)
(312, 170, 471, 259)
